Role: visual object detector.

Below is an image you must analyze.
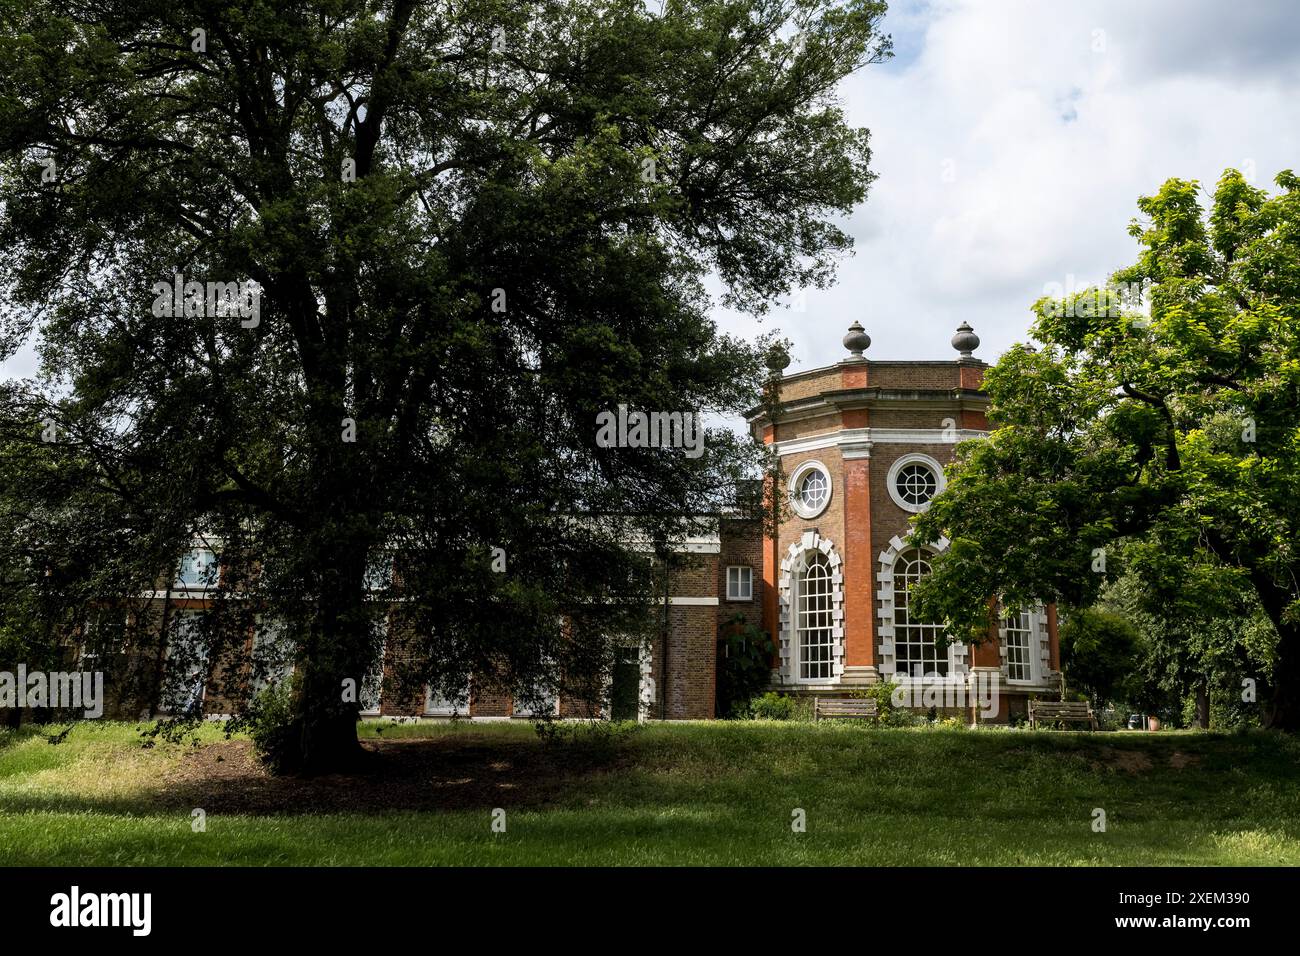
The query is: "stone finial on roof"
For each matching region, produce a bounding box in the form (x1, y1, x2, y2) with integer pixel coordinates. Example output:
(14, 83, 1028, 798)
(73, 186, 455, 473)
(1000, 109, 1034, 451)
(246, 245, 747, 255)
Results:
(951, 321, 980, 358)
(765, 342, 791, 376)
(842, 321, 871, 360)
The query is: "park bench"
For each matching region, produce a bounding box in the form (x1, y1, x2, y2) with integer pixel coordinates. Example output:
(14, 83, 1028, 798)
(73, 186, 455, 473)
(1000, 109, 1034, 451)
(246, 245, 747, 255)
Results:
(1028, 699, 1097, 730)
(814, 697, 879, 722)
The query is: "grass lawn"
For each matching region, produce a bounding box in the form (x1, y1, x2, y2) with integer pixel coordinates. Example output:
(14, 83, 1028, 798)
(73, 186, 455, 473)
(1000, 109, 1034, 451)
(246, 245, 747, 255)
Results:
(1, 719, 1299, 865)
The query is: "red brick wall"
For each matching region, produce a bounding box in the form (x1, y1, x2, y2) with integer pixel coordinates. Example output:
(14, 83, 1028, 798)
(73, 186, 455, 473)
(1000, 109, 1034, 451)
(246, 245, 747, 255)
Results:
(719, 518, 763, 632)
(653, 604, 717, 719)
(843, 455, 875, 667)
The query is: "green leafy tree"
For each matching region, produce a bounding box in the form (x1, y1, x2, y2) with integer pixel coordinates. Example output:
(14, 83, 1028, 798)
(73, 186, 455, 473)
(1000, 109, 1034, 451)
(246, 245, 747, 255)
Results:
(1058, 607, 1139, 710)
(0, 0, 890, 769)
(913, 168, 1300, 730)
(1101, 550, 1276, 729)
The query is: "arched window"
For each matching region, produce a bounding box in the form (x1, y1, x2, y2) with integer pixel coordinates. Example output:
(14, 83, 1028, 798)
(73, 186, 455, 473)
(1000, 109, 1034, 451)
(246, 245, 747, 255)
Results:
(892, 547, 948, 677)
(797, 551, 835, 680)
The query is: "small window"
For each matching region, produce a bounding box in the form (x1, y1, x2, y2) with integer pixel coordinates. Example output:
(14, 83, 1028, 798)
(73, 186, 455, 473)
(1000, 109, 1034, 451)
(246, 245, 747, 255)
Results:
(788, 461, 832, 519)
(512, 684, 558, 717)
(425, 683, 470, 716)
(726, 566, 753, 601)
(798, 470, 828, 512)
(175, 548, 218, 589)
(364, 555, 393, 591)
(250, 617, 294, 699)
(887, 454, 945, 513)
(512, 656, 559, 718)
(894, 463, 938, 507)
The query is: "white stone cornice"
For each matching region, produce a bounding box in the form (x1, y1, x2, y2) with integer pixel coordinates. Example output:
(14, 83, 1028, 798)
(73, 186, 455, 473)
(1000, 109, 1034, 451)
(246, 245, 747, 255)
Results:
(772, 427, 988, 458)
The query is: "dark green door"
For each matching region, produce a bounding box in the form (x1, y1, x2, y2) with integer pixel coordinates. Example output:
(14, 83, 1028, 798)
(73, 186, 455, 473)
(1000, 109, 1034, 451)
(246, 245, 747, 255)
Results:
(610, 646, 641, 721)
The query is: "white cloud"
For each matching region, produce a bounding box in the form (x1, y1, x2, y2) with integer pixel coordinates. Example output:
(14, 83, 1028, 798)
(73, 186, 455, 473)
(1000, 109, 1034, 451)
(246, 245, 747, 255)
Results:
(718, 0, 1300, 373)
(6, 2, 1297, 383)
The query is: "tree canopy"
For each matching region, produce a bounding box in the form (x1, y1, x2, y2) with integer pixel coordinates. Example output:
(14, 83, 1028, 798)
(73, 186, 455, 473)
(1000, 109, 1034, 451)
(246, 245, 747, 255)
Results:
(0, 0, 891, 768)
(912, 168, 1300, 730)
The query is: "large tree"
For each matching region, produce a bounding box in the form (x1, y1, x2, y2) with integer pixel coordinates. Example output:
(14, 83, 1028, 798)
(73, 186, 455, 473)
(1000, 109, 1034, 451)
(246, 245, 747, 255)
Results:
(0, 1, 889, 768)
(912, 168, 1300, 730)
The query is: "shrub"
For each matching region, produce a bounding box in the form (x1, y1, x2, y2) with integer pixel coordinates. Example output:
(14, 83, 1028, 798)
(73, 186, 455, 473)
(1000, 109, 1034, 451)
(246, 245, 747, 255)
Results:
(746, 691, 814, 721)
(748, 691, 793, 720)
(717, 619, 778, 718)
(240, 682, 298, 774)
(855, 681, 919, 727)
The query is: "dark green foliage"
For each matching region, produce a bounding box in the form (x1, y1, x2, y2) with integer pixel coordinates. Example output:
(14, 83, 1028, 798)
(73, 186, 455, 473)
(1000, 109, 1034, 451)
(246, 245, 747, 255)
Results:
(0, 1, 890, 769)
(1059, 608, 1140, 709)
(716, 615, 776, 718)
(238, 684, 300, 775)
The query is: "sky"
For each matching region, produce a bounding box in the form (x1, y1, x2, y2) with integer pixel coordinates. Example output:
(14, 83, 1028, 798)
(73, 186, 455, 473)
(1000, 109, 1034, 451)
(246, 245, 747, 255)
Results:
(3, 1, 1299, 381)
(714, 0, 1300, 373)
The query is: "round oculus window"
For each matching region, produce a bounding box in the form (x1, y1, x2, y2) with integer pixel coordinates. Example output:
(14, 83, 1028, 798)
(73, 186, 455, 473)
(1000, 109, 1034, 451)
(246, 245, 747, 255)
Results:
(788, 461, 832, 518)
(895, 462, 938, 507)
(887, 454, 945, 513)
(799, 470, 828, 511)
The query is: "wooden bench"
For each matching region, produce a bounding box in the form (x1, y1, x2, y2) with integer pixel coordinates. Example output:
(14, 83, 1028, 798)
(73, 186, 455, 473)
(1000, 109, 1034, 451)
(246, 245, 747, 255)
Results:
(1029, 699, 1097, 730)
(814, 697, 879, 722)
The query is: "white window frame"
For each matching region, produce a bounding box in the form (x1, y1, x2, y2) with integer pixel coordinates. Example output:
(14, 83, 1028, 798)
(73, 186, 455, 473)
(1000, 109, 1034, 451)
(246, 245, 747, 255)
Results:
(891, 547, 957, 680)
(424, 683, 470, 716)
(886, 453, 946, 514)
(794, 550, 836, 683)
(999, 608, 1041, 685)
(726, 565, 753, 601)
(787, 460, 832, 519)
(175, 548, 218, 590)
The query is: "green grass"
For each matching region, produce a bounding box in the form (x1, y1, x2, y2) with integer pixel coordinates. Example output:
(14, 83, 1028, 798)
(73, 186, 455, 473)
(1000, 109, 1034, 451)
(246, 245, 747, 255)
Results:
(2, 720, 1299, 865)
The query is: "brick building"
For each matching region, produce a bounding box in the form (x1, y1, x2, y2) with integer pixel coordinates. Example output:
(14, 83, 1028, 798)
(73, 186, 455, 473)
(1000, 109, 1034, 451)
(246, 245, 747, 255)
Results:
(96, 321, 1058, 724)
(744, 321, 1061, 723)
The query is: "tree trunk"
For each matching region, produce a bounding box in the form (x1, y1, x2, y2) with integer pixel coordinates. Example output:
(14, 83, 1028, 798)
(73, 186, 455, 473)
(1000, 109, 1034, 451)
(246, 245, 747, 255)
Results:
(266, 462, 378, 774)
(294, 695, 365, 774)
(1194, 678, 1210, 730)
(285, 544, 374, 774)
(1264, 621, 1300, 731)
(1249, 572, 1300, 731)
